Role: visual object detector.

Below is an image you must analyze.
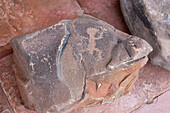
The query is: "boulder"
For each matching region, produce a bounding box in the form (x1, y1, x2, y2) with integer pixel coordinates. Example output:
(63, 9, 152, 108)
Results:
(120, 0, 170, 71)
(11, 15, 152, 112)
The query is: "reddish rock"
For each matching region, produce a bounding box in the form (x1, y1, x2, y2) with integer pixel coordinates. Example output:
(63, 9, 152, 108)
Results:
(11, 15, 152, 113)
(0, 0, 83, 58)
(0, 54, 36, 113)
(77, 0, 130, 33)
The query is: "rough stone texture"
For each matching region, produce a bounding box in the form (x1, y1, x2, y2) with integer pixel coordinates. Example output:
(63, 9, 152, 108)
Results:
(77, 0, 130, 33)
(11, 15, 152, 113)
(0, 54, 36, 113)
(120, 0, 170, 71)
(70, 62, 170, 113)
(0, 0, 83, 59)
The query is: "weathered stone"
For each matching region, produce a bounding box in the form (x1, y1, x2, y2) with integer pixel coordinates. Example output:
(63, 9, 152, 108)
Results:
(120, 0, 170, 71)
(0, 0, 83, 59)
(77, 0, 130, 33)
(11, 15, 152, 112)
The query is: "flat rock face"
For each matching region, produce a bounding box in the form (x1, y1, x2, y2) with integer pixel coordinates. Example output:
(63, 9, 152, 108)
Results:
(11, 15, 152, 113)
(120, 0, 170, 71)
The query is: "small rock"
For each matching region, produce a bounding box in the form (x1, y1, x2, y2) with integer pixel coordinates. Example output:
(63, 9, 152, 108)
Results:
(120, 0, 170, 71)
(11, 15, 152, 112)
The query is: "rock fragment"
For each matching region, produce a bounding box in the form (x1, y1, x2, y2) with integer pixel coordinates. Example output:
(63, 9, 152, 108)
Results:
(120, 0, 170, 71)
(11, 15, 152, 112)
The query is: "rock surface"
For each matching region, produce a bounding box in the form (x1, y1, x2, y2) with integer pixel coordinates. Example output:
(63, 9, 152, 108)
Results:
(0, 0, 83, 59)
(120, 0, 170, 71)
(11, 15, 152, 113)
(77, 0, 130, 33)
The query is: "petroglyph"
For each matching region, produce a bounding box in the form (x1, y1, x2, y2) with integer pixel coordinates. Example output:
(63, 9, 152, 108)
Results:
(10, 15, 152, 113)
(78, 27, 107, 60)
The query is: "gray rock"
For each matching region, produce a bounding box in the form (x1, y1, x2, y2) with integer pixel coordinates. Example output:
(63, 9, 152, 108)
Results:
(10, 15, 152, 113)
(120, 0, 170, 71)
